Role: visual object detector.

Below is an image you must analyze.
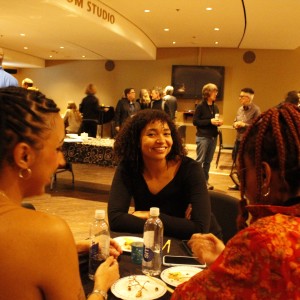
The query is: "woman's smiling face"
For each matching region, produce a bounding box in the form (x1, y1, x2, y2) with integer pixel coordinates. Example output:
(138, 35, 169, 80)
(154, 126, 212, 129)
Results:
(140, 120, 173, 161)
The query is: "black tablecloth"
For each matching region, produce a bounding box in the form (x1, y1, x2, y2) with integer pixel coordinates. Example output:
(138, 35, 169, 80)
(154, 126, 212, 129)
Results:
(80, 232, 192, 300)
(63, 141, 117, 167)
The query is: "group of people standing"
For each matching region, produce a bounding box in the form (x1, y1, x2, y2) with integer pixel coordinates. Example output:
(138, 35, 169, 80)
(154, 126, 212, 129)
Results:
(114, 86, 178, 134)
(62, 84, 178, 139)
(194, 84, 300, 191)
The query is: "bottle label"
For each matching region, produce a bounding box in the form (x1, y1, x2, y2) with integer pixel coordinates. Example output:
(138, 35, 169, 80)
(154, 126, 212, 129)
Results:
(143, 246, 154, 262)
(143, 231, 155, 262)
(90, 242, 99, 257)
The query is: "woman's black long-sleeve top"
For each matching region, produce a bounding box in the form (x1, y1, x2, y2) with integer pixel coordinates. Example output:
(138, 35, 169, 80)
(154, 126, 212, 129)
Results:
(108, 156, 222, 240)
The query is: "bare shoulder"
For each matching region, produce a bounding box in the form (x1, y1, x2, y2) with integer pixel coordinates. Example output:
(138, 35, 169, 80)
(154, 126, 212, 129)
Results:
(25, 209, 75, 246)
(0, 207, 81, 299)
(0, 207, 75, 252)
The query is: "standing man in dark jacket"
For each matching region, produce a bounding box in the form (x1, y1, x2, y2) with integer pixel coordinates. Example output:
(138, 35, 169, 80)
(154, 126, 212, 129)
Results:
(150, 86, 171, 117)
(114, 88, 140, 133)
(193, 83, 223, 190)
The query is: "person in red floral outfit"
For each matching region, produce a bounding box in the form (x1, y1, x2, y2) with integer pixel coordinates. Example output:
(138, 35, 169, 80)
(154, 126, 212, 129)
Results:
(172, 103, 300, 300)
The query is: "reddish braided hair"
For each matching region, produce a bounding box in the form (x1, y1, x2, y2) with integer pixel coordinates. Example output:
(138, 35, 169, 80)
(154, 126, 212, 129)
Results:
(237, 103, 300, 228)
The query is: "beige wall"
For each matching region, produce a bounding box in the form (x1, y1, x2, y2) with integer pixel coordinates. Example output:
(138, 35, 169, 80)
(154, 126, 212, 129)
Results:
(15, 47, 300, 145)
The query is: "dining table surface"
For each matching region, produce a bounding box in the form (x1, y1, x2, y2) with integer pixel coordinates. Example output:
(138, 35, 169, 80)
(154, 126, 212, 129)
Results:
(79, 232, 203, 300)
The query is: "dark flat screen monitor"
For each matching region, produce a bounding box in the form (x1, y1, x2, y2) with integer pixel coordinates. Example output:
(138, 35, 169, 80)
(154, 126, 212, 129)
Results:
(171, 65, 225, 100)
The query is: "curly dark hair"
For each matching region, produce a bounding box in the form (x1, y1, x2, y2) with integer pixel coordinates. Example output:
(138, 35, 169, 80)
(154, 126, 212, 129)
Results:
(237, 103, 300, 229)
(0, 86, 60, 167)
(113, 109, 187, 172)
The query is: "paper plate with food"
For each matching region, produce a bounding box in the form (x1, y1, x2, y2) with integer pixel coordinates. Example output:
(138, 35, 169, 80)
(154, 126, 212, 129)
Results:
(111, 275, 166, 300)
(113, 236, 143, 252)
(160, 266, 203, 287)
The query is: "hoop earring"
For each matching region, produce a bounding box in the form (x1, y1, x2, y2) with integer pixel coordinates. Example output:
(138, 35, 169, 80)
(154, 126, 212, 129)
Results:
(19, 168, 32, 180)
(262, 186, 270, 197)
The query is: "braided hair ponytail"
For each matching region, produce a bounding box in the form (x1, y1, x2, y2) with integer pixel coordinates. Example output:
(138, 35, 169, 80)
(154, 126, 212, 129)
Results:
(0, 87, 60, 167)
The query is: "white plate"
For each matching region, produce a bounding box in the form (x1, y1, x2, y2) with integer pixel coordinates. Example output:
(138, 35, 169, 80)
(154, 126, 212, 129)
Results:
(160, 266, 203, 287)
(66, 133, 79, 138)
(113, 236, 143, 252)
(64, 138, 83, 143)
(111, 275, 166, 300)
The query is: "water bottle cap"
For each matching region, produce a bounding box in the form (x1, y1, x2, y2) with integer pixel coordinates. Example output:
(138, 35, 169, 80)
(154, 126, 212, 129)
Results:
(95, 209, 105, 219)
(150, 207, 160, 217)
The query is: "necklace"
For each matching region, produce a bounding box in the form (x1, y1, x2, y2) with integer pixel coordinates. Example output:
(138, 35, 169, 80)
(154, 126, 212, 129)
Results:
(208, 104, 214, 116)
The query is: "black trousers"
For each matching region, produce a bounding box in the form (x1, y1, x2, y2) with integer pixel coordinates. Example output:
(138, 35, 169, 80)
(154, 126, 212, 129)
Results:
(79, 119, 98, 138)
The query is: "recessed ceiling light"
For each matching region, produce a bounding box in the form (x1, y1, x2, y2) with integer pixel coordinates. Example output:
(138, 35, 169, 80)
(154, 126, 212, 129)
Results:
(206, 7, 213, 11)
(49, 55, 53, 58)
(164, 28, 170, 32)
(24, 46, 28, 50)
(20, 33, 25, 37)
(144, 9, 150, 13)
(215, 41, 219, 45)
(60, 46, 64, 49)
(172, 41, 176, 44)
(214, 27, 220, 31)
(82, 55, 86, 58)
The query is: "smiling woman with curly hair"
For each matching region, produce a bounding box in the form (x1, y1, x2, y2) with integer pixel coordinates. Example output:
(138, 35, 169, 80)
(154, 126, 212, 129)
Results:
(108, 109, 222, 240)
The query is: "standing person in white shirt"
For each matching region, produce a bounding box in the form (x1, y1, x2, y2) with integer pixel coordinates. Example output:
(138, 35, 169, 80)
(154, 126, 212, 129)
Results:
(0, 48, 18, 88)
(229, 87, 261, 190)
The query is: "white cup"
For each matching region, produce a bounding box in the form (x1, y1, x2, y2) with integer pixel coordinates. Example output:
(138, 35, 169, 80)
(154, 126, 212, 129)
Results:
(80, 132, 88, 141)
(215, 113, 220, 120)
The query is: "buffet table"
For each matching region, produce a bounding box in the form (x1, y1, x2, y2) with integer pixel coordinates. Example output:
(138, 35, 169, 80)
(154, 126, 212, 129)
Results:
(63, 138, 117, 167)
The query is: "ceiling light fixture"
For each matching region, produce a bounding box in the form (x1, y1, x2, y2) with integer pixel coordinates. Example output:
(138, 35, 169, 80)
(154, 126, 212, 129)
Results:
(24, 46, 28, 50)
(60, 46, 64, 49)
(206, 7, 213, 11)
(214, 27, 220, 31)
(82, 55, 86, 58)
(164, 28, 170, 32)
(144, 9, 150, 13)
(215, 41, 219, 45)
(172, 41, 176, 44)
(20, 33, 25, 37)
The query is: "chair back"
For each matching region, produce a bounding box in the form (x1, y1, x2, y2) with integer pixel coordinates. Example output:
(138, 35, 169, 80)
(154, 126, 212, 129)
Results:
(209, 190, 239, 244)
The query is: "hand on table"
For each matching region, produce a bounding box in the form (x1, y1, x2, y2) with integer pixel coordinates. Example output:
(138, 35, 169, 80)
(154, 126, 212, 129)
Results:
(109, 238, 123, 257)
(131, 210, 150, 220)
(188, 233, 225, 266)
(76, 238, 122, 258)
(93, 256, 120, 294)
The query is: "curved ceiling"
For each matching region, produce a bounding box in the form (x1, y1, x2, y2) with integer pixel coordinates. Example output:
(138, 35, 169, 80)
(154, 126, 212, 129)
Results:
(1, 0, 299, 68)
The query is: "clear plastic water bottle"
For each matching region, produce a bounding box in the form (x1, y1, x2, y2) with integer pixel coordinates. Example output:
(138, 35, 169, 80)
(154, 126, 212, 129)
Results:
(88, 209, 110, 280)
(142, 207, 164, 276)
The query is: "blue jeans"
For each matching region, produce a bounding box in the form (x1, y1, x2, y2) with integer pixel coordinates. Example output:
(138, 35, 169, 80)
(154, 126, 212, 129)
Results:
(196, 136, 217, 181)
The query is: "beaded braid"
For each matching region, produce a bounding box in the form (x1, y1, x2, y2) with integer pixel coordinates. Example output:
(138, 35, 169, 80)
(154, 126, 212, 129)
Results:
(0, 87, 60, 167)
(253, 110, 273, 201)
(238, 103, 300, 204)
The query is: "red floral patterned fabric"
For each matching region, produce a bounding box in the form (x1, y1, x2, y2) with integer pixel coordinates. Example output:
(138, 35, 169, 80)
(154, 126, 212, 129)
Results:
(171, 203, 300, 300)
